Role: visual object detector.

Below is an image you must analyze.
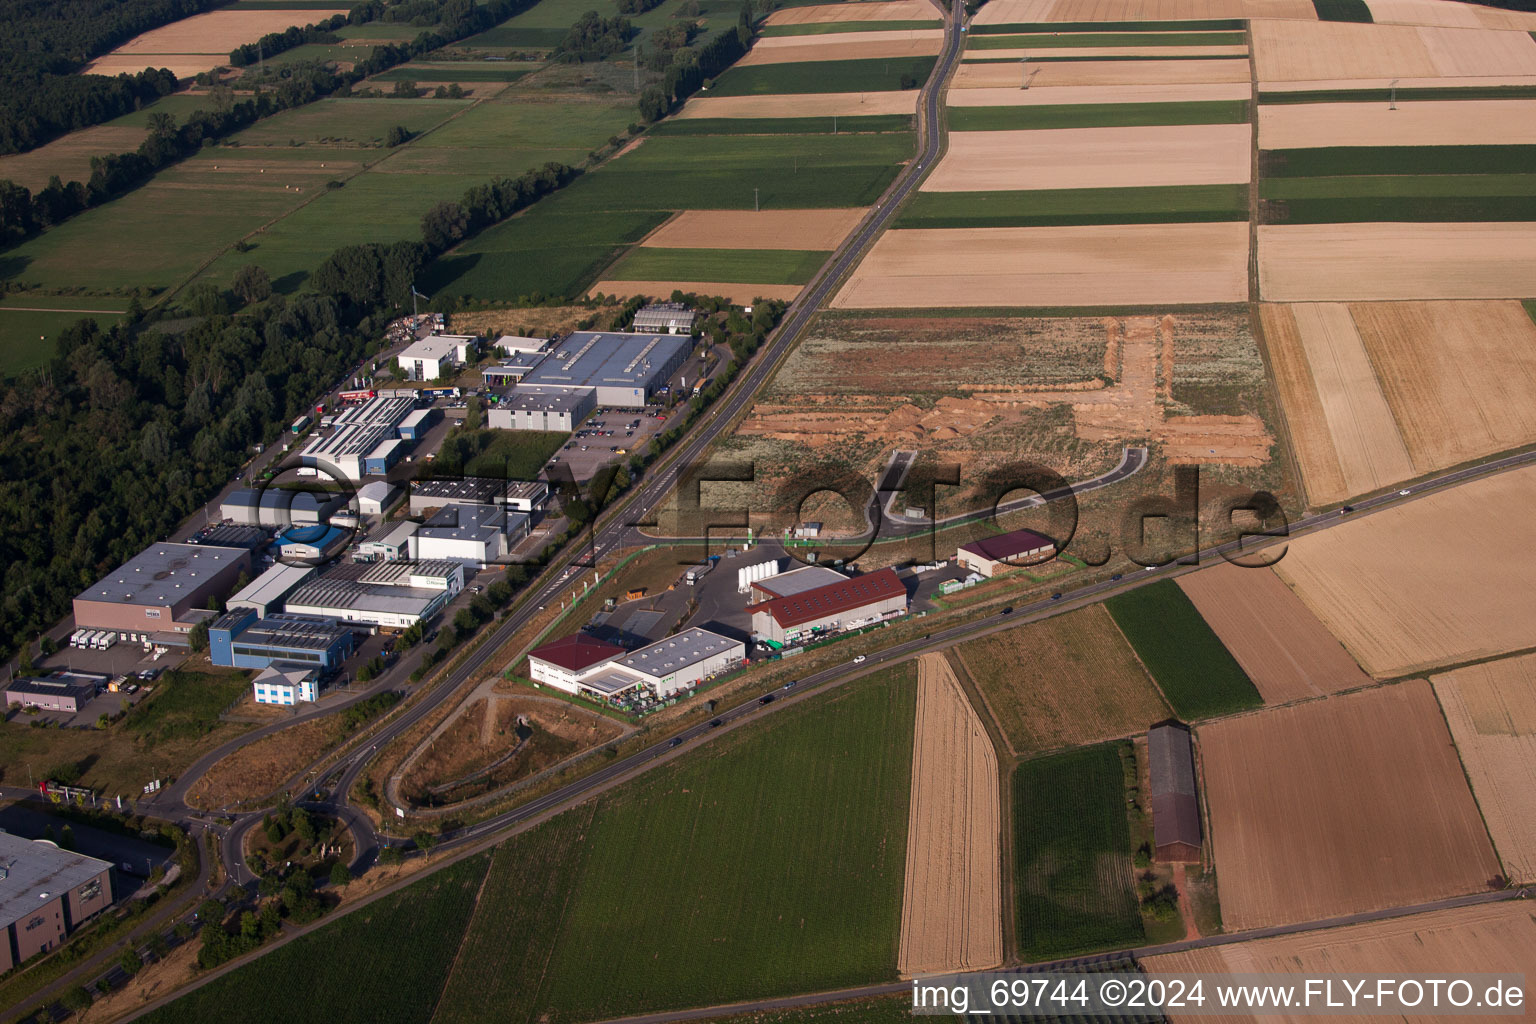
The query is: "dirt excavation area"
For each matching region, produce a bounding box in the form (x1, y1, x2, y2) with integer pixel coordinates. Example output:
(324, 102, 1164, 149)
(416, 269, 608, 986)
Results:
(764, 0, 938, 24)
(1263, 300, 1536, 505)
(1199, 680, 1502, 932)
(923, 123, 1251, 192)
(1259, 99, 1536, 148)
(948, 83, 1252, 107)
(1146, 902, 1536, 1024)
(1250, 19, 1536, 82)
(898, 653, 1003, 976)
(740, 30, 943, 66)
(82, 9, 348, 77)
(675, 91, 919, 119)
(1274, 465, 1536, 677)
(1431, 654, 1536, 884)
(836, 222, 1249, 307)
(1176, 562, 1370, 704)
(642, 209, 868, 251)
(973, 0, 1316, 22)
(1259, 223, 1536, 302)
(952, 58, 1252, 88)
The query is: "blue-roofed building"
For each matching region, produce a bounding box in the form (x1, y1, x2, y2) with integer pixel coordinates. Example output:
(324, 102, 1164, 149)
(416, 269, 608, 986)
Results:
(273, 523, 350, 563)
(208, 609, 354, 674)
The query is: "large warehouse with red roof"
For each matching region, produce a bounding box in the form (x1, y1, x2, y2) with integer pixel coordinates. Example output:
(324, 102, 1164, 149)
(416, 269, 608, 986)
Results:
(746, 567, 908, 646)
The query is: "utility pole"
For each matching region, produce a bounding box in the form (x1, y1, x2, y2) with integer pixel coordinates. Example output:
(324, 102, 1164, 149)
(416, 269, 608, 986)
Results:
(832, 115, 837, 135)
(1021, 56, 1029, 89)
(754, 187, 759, 212)
(1388, 78, 1399, 110)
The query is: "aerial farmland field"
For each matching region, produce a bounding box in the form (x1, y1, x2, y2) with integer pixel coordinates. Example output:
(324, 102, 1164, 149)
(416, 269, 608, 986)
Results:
(1198, 681, 1502, 931)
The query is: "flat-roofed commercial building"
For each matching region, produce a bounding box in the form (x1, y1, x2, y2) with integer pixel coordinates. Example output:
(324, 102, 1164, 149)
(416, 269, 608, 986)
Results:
(409, 504, 529, 566)
(409, 477, 549, 516)
(73, 543, 252, 634)
(208, 608, 354, 674)
(955, 528, 1057, 578)
(355, 481, 403, 517)
(748, 565, 849, 602)
(220, 488, 347, 528)
(283, 560, 463, 630)
(631, 302, 699, 335)
(488, 385, 595, 432)
(4, 675, 102, 713)
(300, 394, 417, 481)
(517, 331, 689, 408)
(614, 628, 744, 698)
(228, 563, 315, 618)
(0, 833, 114, 972)
(748, 567, 908, 646)
(399, 334, 477, 381)
(356, 520, 418, 562)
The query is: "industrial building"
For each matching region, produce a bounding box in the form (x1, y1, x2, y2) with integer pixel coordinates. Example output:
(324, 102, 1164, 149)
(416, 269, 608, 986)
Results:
(527, 628, 742, 701)
(748, 564, 848, 602)
(283, 560, 463, 630)
(0, 833, 114, 972)
(73, 543, 252, 634)
(356, 520, 418, 562)
(220, 488, 347, 529)
(1148, 721, 1202, 862)
(631, 303, 699, 335)
(272, 523, 351, 564)
(748, 567, 908, 646)
(252, 664, 319, 706)
(300, 394, 417, 481)
(186, 524, 268, 551)
(208, 608, 355, 674)
(409, 504, 529, 566)
(408, 478, 548, 515)
(517, 331, 690, 408)
(493, 335, 549, 355)
(228, 563, 315, 618)
(955, 528, 1057, 578)
(355, 481, 403, 517)
(398, 334, 478, 381)
(396, 406, 441, 443)
(4, 674, 103, 713)
(487, 385, 596, 432)
(527, 633, 626, 692)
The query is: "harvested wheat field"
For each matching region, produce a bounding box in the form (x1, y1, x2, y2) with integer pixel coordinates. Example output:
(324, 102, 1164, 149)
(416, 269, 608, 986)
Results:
(924, 123, 1250, 192)
(589, 280, 803, 304)
(952, 58, 1252, 88)
(1262, 73, 1536, 91)
(1274, 467, 1536, 677)
(1432, 655, 1536, 883)
(1259, 99, 1536, 148)
(1176, 562, 1370, 703)
(1366, 0, 1536, 30)
(1261, 302, 1413, 504)
(675, 91, 918, 119)
(835, 222, 1249, 308)
(82, 9, 347, 76)
(741, 31, 942, 66)
(898, 653, 1004, 976)
(968, 44, 1250, 59)
(1259, 223, 1536, 302)
(643, 209, 868, 251)
(0, 125, 153, 191)
(1200, 680, 1501, 931)
(1146, 902, 1536, 1024)
(954, 605, 1169, 756)
(1251, 19, 1536, 83)
(765, 0, 938, 25)
(1350, 301, 1536, 475)
(973, 0, 1316, 22)
(947, 83, 1252, 107)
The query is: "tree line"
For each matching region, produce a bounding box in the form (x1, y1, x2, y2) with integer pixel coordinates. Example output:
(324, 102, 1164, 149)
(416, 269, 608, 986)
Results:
(638, 4, 752, 122)
(554, 11, 635, 62)
(228, 15, 347, 67)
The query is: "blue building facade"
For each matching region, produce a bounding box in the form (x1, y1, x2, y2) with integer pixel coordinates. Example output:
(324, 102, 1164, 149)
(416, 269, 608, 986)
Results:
(208, 609, 354, 674)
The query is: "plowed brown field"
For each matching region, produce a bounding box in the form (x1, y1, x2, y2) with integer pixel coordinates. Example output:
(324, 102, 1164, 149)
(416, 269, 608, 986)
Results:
(765, 0, 938, 24)
(740, 32, 942, 65)
(923, 123, 1251, 192)
(973, 0, 1316, 22)
(1251, 19, 1536, 82)
(1176, 562, 1370, 703)
(1259, 224, 1536, 301)
(954, 605, 1169, 756)
(1146, 902, 1536, 1024)
(1199, 681, 1502, 931)
(674, 91, 918, 119)
(1432, 654, 1536, 883)
(835, 222, 1249, 308)
(970, 44, 1250, 59)
(1259, 99, 1536, 148)
(81, 9, 348, 77)
(952, 58, 1252, 88)
(948, 83, 1253, 106)
(1273, 465, 1536, 676)
(641, 209, 868, 251)
(898, 653, 1003, 976)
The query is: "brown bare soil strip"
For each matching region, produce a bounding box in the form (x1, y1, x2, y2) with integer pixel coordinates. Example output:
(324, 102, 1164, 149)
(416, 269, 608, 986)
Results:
(1199, 681, 1502, 931)
(1261, 73, 1536, 91)
(952, 58, 1252, 88)
(898, 653, 1003, 976)
(973, 45, 1249, 59)
(1432, 654, 1536, 884)
(588, 280, 803, 304)
(973, 0, 1316, 22)
(923, 123, 1251, 192)
(1274, 467, 1536, 677)
(676, 91, 919, 119)
(954, 605, 1169, 756)
(1259, 99, 1536, 148)
(835, 222, 1249, 308)
(947, 83, 1252, 106)
(1252, 20, 1536, 83)
(641, 209, 868, 251)
(765, 0, 938, 24)
(1258, 223, 1536, 302)
(740, 35, 942, 66)
(1147, 902, 1536, 1024)
(1350, 300, 1536, 476)
(1175, 562, 1370, 703)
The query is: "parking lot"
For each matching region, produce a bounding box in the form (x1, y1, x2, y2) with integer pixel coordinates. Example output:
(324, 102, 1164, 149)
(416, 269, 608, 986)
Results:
(549, 404, 676, 482)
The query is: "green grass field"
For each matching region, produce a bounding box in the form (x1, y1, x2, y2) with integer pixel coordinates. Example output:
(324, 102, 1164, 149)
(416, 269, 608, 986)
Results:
(1261, 145, 1536, 178)
(896, 184, 1249, 228)
(650, 114, 916, 135)
(708, 56, 937, 95)
(138, 854, 492, 1024)
(760, 19, 942, 34)
(971, 18, 1244, 32)
(968, 30, 1246, 48)
(1104, 580, 1261, 720)
(0, 307, 124, 376)
(370, 64, 536, 83)
(1260, 173, 1536, 222)
(124, 668, 251, 745)
(1013, 743, 1145, 961)
(949, 100, 1249, 131)
(604, 246, 828, 284)
(1312, 0, 1373, 21)
(533, 667, 916, 1021)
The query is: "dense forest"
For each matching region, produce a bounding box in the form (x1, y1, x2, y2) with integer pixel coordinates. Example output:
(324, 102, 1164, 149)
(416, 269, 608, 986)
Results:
(639, 7, 751, 121)
(554, 12, 635, 62)
(0, 0, 227, 155)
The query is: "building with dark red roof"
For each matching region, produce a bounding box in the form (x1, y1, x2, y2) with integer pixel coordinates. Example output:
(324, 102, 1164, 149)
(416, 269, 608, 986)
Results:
(955, 528, 1056, 578)
(746, 567, 908, 645)
(527, 633, 624, 693)
(1149, 720, 1202, 863)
